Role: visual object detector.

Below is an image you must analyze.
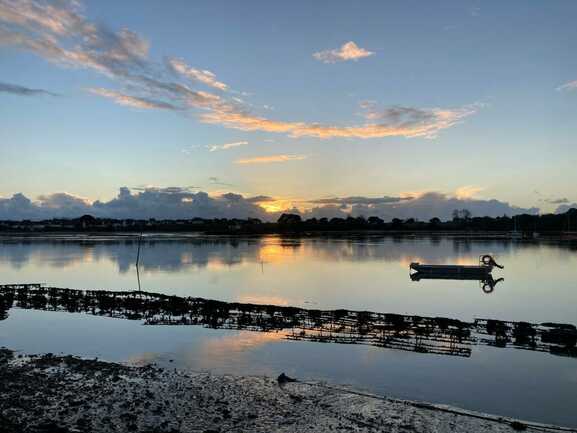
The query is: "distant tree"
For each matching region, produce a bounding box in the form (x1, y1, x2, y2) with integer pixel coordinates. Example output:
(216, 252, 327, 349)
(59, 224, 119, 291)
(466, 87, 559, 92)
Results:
(78, 214, 97, 223)
(277, 213, 302, 225)
(429, 217, 441, 225)
(452, 209, 472, 221)
(368, 216, 384, 225)
(77, 214, 97, 229)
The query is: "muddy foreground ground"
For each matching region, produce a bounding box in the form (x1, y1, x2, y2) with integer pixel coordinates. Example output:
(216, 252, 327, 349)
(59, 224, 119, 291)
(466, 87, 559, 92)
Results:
(1, 348, 573, 433)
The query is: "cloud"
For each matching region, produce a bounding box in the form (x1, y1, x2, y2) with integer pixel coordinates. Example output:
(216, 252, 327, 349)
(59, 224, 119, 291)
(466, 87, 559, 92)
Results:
(0, 188, 270, 220)
(208, 177, 234, 187)
(343, 192, 539, 221)
(0, 0, 478, 141)
(0, 81, 57, 96)
(246, 195, 275, 203)
(0, 3, 149, 77)
(0, 0, 85, 36)
(555, 203, 577, 214)
(307, 205, 352, 219)
(36, 192, 90, 207)
(130, 186, 199, 194)
(167, 57, 228, 91)
(542, 197, 569, 205)
(313, 41, 374, 63)
(125, 76, 223, 109)
(0, 192, 91, 220)
(234, 154, 308, 164)
(88, 87, 180, 110)
(284, 192, 537, 221)
(454, 185, 484, 199)
(557, 80, 577, 92)
(0, 188, 541, 222)
(307, 196, 407, 206)
(206, 141, 247, 152)
(201, 103, 476, 139)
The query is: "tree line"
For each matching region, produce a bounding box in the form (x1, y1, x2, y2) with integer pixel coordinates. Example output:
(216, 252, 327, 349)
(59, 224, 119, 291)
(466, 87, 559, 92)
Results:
(1, 208, 576, 234)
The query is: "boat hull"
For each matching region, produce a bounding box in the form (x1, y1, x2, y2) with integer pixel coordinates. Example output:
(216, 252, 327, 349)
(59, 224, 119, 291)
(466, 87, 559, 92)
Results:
(409, 263, 492, 276)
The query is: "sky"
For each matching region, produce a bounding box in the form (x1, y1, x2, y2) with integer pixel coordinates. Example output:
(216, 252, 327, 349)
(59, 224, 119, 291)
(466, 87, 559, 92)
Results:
(1, 0, 577, 221)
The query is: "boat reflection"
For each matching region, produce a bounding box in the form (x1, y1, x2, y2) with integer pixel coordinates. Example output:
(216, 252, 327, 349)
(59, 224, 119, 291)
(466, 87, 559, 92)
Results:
(410, 255, 504, 293)
(0, 284, 575, 360)
(410, 272, 505, 293)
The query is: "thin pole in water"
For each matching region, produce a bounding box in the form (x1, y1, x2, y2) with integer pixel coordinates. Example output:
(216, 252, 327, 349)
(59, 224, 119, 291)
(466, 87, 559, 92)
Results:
(136, 232, 143, 291)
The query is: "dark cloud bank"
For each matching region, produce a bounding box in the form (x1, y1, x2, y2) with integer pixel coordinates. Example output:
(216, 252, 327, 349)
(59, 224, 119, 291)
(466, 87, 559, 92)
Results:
(0, 188, 544, 222)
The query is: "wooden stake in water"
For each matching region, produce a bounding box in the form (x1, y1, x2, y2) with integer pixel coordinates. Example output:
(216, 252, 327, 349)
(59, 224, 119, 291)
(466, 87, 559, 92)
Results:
(136, 232, 143, 291)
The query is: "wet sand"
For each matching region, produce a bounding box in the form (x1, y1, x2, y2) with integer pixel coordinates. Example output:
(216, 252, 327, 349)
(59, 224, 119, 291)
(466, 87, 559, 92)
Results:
(2, 348, 574, 433)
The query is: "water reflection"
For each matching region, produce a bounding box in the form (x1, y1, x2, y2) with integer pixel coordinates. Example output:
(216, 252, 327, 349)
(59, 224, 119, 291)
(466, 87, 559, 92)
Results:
(0, 235, 560, 272)
(3, 235, 577, 325)
(2, 284, 575, 360)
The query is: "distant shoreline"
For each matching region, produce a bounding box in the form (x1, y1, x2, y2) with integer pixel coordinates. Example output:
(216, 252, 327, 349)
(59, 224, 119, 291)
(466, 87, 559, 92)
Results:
(1, 230, 577, 242)
(1, 208, 576, 236)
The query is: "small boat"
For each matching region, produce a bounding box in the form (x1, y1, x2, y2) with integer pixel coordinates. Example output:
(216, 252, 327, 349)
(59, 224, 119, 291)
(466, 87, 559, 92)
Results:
(409, 255, 504, 293)
(409, 255, 503, 277)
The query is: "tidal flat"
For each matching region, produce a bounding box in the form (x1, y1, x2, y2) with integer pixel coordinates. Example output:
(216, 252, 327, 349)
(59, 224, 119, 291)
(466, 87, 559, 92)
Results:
(3, 348, 571, 433)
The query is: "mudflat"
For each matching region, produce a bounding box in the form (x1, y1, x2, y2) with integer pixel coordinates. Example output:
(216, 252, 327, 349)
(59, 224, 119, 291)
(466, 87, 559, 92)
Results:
(2, 348, 571, 433)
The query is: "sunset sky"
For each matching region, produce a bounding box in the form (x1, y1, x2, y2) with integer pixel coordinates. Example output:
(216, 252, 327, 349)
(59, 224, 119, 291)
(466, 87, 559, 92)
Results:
(1, 0, 577, 220)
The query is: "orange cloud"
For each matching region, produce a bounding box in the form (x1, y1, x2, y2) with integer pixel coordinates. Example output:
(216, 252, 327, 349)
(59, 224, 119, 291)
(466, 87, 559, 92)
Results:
(202, 105, 476, 139)
(88, 88, 179, 110)
(455, 185, 484, 199)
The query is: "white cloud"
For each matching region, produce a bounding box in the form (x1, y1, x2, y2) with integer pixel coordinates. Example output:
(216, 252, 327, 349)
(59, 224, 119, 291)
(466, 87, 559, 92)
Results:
(167, 57, 228, 91)
(234, 155, 308, 164)
(313, 41, 374, 63)
(557, 80, 577, 92)
(206, 141, 247, 152)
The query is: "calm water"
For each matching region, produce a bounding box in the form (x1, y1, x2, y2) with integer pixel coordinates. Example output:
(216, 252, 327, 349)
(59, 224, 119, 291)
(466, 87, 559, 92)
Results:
(1, 234, 576, 426)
